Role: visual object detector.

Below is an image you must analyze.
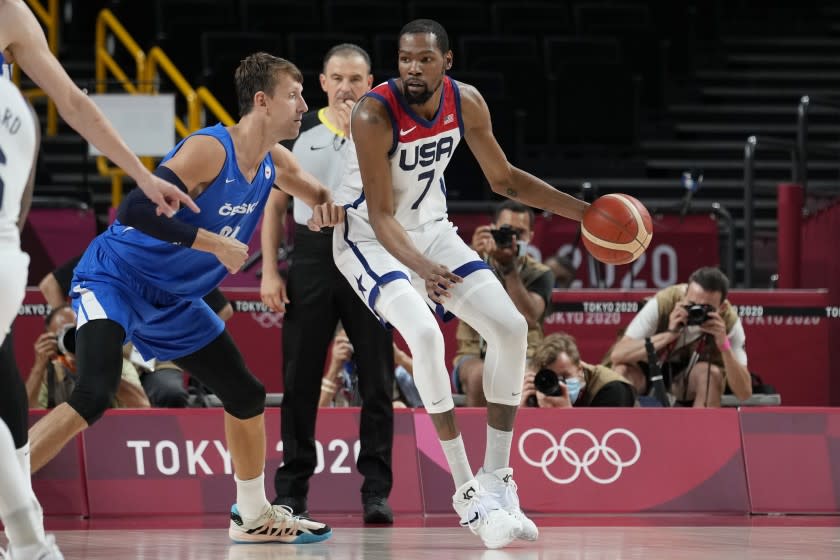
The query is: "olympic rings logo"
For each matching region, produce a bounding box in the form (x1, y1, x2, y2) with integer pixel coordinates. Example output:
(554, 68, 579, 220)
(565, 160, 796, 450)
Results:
(518, 428, 641, 485)
(251, 312, 284, 329)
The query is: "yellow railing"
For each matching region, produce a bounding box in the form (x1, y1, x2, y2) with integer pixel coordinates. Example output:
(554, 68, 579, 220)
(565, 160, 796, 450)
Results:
(145, 47, 200, 139)
(13, 0, 59, 136)
(93, 10, 236, 206)
(95, 9, 145, 94)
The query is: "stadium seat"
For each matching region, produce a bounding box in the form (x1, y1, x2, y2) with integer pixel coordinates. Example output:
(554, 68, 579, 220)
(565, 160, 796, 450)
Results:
(406, 1, 492, 40)
(240, 0, 323, 34)
(287, 33, 369, 74)
(324, 0, 404, 34)
(490, 1, 573, 35)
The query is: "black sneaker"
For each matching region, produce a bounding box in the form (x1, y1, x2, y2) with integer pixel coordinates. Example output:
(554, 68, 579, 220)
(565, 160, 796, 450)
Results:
(362, 496, 394, 524)
(271, 495, 309, 517)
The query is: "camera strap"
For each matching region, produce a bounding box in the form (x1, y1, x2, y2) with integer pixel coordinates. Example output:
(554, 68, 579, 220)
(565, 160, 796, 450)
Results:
(645, 337, 671, 407)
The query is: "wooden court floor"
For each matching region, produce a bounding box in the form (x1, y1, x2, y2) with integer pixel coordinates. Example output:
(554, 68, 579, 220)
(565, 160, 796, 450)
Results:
(17, 516, 840, 559)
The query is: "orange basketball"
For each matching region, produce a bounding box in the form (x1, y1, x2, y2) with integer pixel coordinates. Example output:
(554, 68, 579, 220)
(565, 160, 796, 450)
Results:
(581, 194, 653, 265)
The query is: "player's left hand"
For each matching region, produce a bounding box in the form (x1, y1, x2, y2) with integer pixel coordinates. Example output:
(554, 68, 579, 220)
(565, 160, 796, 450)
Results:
(699, 310, 728, 349)
(308, 203, 345, 231)
(137, 172, 201, 217)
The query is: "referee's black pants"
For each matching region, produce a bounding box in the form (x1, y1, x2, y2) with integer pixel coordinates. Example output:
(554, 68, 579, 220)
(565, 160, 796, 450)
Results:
(274, 225, 395, 501)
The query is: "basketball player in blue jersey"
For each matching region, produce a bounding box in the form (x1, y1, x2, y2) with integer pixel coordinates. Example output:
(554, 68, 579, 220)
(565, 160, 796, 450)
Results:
(334, 20, 590, 549)
(28, 53, 342, 544)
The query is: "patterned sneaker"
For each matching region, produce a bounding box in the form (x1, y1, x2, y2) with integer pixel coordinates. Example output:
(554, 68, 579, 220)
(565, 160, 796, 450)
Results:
(229, 504, 332, 544)
(477, 467, 539, 541)
(452, 479, 521, 549)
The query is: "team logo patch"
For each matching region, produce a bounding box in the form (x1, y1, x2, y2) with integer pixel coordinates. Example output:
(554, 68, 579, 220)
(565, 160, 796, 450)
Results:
(444, 114, 454, 125)
(264, 165, 271, 179)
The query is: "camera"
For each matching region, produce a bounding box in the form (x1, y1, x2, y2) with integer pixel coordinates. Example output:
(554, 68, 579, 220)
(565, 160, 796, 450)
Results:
(55, 323, 76, 355)
(684, 303, 714, 326)
(490, 224, 516, 248)
(526, 368, 563, 407)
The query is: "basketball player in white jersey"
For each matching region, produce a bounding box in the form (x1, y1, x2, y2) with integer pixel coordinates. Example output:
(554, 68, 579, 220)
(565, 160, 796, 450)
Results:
(333, 20, 589, 548)
(1, 1, 199, 556)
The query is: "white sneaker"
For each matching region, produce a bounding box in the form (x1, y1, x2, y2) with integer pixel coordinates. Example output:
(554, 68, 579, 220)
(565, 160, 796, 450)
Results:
(7, 534, 64, 560)
(477, 467, 539, 541)
(229, 504, 332, 544)
(452, 479, 521, 549)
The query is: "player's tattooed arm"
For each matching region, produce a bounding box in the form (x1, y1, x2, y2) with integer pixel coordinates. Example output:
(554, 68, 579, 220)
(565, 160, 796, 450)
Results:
(458, 81, 588, 222)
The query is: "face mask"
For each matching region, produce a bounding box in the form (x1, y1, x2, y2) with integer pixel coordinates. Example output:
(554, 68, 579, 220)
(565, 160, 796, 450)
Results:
(563, 377, 585, 404)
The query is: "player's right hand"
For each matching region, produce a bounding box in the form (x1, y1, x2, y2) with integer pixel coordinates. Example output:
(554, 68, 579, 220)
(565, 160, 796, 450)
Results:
(137, 172, 201, 217)
(668, 302, 689, 333)
(260, 272, 289, 312)
(34, 332, 58, 364)
(417, 260, 463, 305)
(215, 236, 249, 274)
(471, 225, 496, 256)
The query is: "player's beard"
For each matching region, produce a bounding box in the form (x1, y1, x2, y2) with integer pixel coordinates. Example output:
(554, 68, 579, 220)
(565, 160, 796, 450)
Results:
(404, 76, 442, 105)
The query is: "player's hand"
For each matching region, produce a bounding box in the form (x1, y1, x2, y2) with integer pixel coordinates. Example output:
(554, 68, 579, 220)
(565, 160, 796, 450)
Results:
(34, 332, 58, 364)
(521, 371, 537, 406)
(260, 271, 289, 312)
(700, 309, 728, 349)
(136, 172, 201, 217)
(334, 99, 356, 137)
(536, 382, 572, 409)
(417, 260, 463, 305)
(471, 225, 496, 257)
(668, 302, 689, 334)
(214, 236, 249, 274)
(330, 334, 354, 365)
(307, 203, 345, 231)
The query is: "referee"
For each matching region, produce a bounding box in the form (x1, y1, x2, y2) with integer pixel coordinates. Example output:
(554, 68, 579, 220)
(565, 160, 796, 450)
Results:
(261, 44, 395, 523)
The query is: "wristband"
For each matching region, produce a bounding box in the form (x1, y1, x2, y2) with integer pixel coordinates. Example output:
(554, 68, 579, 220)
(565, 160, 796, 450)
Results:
(721, 338, 732, 352)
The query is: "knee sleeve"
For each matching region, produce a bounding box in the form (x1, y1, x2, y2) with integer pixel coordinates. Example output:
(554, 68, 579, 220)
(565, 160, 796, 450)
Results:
(0, 333, 29, 448)
(67, 319, 126, 425)
(220, 374, 266, 420)
(377, 285, 454, 413)
(174, 330, 266, 420)
(449, 273, 529, 406)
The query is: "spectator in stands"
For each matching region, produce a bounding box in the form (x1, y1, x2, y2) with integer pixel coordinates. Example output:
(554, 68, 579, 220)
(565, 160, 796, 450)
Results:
(39, 256, 233, 407)
(25, 305, 149, 409)
(609, 267, 751, 407)
(260, 44, 395, 523)
(453, 200, 554, 406)
(318, 328, 423, 409)
(522, 333, 635, 408)
(544, 254, 576, 289)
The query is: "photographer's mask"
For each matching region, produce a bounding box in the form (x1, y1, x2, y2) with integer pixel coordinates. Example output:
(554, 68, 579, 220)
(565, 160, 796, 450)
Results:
(563, 377, 585, 404)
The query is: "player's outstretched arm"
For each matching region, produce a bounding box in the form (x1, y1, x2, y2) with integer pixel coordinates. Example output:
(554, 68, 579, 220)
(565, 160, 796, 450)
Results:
(1, 0, 198, 217)
(352, 97, 461, 303)
(458, 82, 589, 222)
(270, 144, 344, 230)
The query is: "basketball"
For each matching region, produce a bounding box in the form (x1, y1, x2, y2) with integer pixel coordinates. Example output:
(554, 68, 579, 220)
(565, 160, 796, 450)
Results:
(581, 194, 653, 265)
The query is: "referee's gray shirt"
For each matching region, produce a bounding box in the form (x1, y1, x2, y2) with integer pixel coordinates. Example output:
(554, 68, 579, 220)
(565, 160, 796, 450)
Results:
(283, 108, 351, 225)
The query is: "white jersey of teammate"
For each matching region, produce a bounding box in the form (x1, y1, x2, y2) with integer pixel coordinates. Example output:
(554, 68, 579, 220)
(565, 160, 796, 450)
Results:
(334, 77, 492, 325)
(334, 76, 463, 236)
(0, 59, 37, 343)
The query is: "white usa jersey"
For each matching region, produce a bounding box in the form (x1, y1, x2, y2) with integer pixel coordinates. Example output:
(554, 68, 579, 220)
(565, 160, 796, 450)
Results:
(0, 60, 38, 249)
(335, 76, 463, 237)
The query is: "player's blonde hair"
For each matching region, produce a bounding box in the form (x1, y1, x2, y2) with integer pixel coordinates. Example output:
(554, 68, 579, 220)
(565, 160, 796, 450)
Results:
(235, 52, 303, 117)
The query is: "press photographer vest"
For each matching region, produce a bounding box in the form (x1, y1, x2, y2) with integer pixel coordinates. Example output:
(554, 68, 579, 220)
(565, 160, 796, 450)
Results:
(654, 284, 738, 367)
(580, 364, 633, 407)
(454, 255, 550, 363)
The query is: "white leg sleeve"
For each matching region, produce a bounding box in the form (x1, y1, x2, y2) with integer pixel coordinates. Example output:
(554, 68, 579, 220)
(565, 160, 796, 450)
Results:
(0, 420, 43, 548)
(376, 281, 455, 413)
(448, 270, 528, 406)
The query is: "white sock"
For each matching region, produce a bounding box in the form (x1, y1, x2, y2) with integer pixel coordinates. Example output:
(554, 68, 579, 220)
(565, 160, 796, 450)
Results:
(234, 473, 270, 521)
(483, 426, 513, 474)
(0, 423, 45, 548)
(440, 434, 474, 489)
